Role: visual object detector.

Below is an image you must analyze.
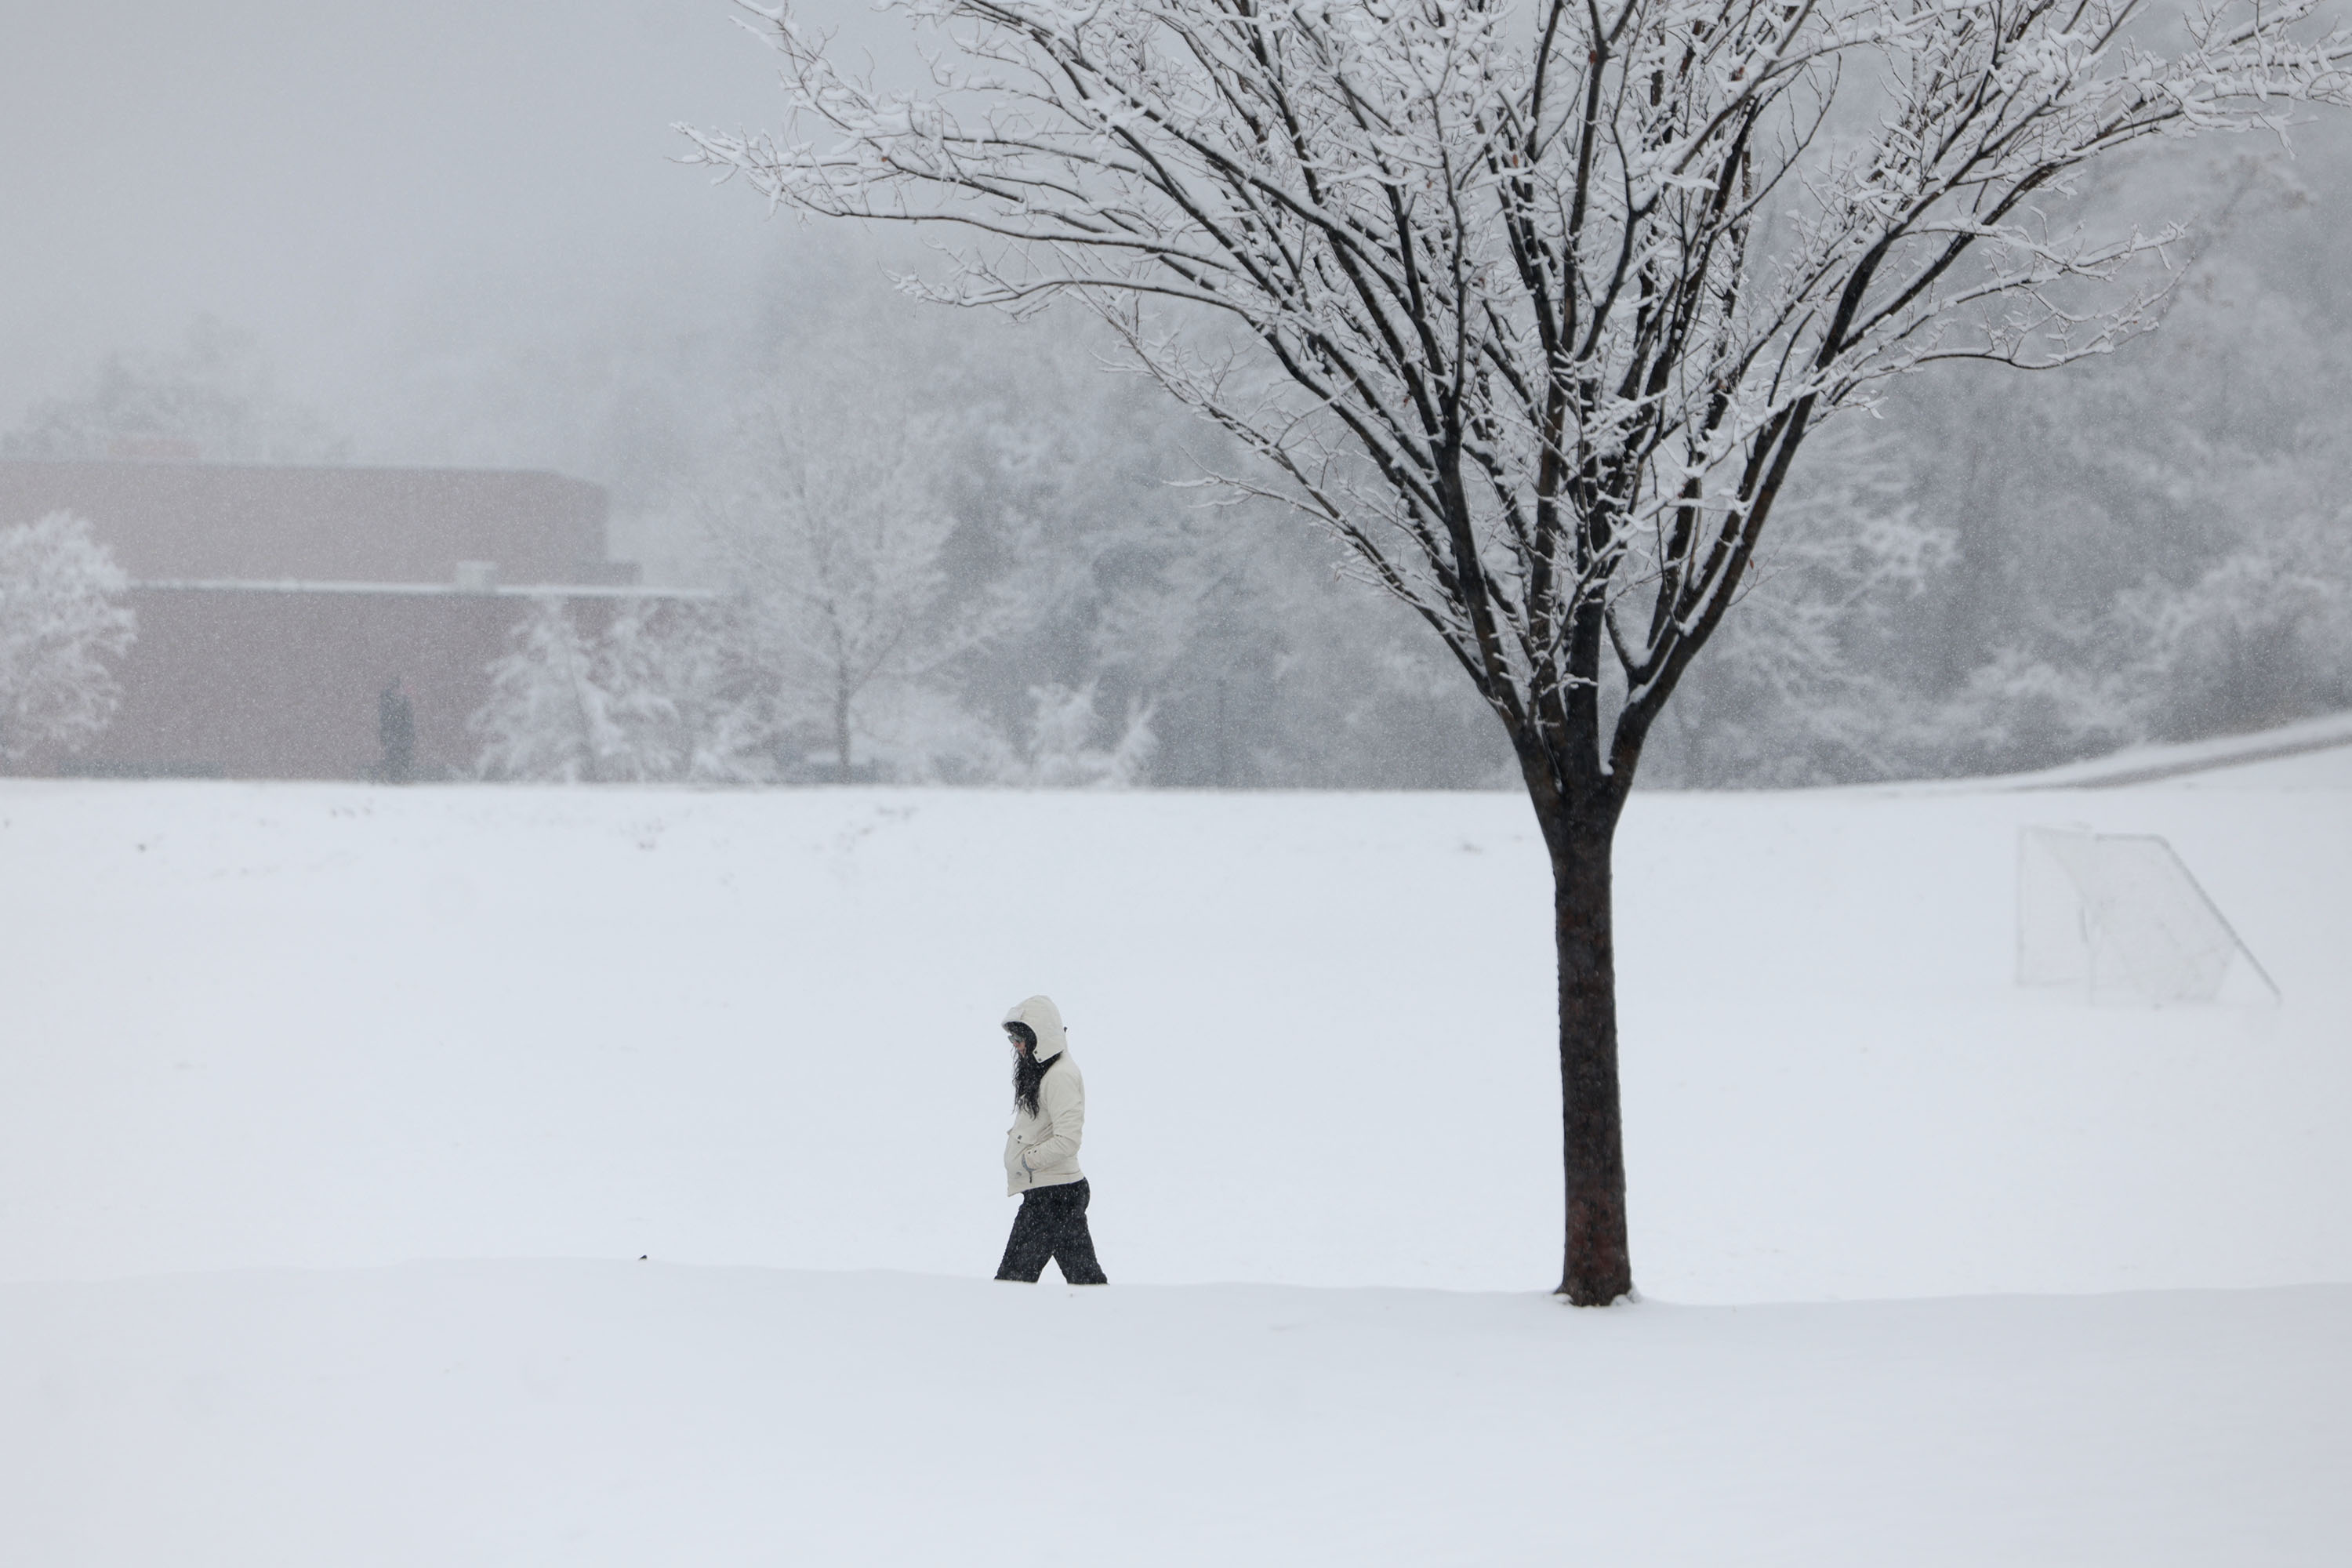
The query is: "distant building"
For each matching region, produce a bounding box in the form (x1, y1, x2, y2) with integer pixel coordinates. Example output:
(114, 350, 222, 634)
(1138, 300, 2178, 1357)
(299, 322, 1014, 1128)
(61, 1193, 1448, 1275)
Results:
(0, 459, 702, 780)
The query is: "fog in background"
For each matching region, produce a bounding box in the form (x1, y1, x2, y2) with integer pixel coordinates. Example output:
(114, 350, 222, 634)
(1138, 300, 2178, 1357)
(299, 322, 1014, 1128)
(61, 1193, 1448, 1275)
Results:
(0, 1, 888, 532)
(6, 1, 2349, 788)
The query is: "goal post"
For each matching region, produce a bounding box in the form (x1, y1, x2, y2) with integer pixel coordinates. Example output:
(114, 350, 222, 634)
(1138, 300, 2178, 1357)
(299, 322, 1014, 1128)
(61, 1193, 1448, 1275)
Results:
(2016, 826, 2281, 1005)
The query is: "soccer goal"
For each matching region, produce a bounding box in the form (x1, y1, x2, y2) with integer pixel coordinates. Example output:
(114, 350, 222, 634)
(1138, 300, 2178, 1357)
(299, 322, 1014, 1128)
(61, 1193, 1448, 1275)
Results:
(2016, 826, 2281, 1005)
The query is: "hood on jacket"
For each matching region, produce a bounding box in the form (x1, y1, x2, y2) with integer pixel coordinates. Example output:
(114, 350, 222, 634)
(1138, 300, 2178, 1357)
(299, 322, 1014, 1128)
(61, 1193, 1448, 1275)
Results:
(1004, 994, 1069, 1063)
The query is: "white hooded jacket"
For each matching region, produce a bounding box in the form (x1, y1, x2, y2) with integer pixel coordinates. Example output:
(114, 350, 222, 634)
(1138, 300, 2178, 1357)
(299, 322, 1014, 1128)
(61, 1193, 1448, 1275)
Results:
(1003, 994, 1086, 1196)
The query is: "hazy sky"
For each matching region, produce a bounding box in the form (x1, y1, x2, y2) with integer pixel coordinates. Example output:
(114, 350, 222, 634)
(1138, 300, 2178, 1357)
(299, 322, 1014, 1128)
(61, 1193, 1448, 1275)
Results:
(0, 1, 914, 464)
(9, 2, 2344, 500)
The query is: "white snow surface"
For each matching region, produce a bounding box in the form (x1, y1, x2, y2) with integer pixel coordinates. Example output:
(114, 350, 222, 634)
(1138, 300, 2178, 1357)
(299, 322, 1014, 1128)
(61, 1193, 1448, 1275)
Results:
(2, 772, 2347, 1564)
(9, 1264, 2345, 1567)
(1994, 708, 2352, 790)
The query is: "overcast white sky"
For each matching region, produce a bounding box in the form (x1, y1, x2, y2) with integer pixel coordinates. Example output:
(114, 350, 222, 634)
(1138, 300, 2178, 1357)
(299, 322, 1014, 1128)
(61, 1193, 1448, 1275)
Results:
(9, 2, 2343, 499)
(0, 0, 920, 469)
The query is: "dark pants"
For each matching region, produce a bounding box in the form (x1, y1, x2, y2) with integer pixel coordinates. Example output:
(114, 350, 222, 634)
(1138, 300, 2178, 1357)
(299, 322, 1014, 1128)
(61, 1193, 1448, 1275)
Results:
(996, 1179, 1108, 1284)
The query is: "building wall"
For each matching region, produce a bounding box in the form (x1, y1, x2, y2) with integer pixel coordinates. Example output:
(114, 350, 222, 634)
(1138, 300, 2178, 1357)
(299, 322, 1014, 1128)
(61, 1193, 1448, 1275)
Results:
(0, 459, 669, 779)
(0, 459, 634, 586)
(60, 587, 642, 780)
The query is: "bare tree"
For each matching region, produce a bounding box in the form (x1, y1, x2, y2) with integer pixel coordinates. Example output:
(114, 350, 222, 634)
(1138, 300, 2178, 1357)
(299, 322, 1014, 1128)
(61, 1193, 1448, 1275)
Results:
(685, 0, 2350, 1301)
(701, 387, 1006, 782)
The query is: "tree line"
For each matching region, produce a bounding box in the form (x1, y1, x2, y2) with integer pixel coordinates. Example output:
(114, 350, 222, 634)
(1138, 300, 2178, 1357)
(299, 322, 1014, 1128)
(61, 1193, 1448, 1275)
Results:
(5, 141, 2350, 792)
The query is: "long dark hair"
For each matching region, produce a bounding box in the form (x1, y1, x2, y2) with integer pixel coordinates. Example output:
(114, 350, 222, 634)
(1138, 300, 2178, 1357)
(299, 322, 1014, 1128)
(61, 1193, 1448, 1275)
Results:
(1009, 1022, 1051, 1116)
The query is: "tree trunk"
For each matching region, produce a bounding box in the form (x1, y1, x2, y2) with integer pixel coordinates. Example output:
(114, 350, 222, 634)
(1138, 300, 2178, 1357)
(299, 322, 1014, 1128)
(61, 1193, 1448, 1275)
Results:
(1552, 815, 1633, 1305)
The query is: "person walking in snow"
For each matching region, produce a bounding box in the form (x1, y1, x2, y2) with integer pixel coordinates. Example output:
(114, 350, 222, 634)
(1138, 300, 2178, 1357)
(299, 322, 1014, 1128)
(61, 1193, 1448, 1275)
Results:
(377, 677, 416, 784)
(996, 994, 1108, 1285)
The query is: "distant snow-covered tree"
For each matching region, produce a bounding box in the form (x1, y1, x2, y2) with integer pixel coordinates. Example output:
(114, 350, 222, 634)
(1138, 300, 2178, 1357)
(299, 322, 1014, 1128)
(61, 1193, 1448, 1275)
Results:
(701, 387, 1009, 782)
(2118, 520, 2352, 739)
(658, 292, 1512, 789)
(472, 599, 626, 783)
(1826, 146, 2352, 776)
(1002, 682, 1157, 787)
(4, 317, 347, 464)
(0, 513, 138, 765)
(472, 597, 771, 784)
(1648, 428, 1956, 787)
(597, 601, 774, 782)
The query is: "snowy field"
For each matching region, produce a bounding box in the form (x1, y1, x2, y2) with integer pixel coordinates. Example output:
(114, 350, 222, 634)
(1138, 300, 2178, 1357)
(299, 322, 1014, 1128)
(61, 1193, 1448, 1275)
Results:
(2, 760, 2347, 1563)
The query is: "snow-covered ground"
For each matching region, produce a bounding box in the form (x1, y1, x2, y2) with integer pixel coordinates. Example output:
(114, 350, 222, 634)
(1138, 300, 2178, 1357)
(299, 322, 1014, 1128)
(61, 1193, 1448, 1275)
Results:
(11, 1263, 2344, 1566)
(1995, 709, 2352, 790)
(4, 771, 2342, 1298)
(2, 758, 2347, 1564)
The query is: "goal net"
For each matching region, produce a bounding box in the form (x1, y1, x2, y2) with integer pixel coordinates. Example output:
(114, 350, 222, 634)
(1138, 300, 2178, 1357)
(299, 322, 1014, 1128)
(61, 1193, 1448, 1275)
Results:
(2016, 826, 2280, 1005)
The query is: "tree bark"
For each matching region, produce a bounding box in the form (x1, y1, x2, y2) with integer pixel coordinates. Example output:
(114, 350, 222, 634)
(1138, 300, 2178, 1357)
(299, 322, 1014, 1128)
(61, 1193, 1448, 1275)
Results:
(1550, 812, 1633, 1305)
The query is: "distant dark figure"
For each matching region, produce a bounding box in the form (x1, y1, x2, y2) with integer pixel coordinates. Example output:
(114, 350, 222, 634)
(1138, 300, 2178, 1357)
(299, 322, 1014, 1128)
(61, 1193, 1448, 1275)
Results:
(996, 994, 1108, 1284)
(377, 678, 417, 783)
